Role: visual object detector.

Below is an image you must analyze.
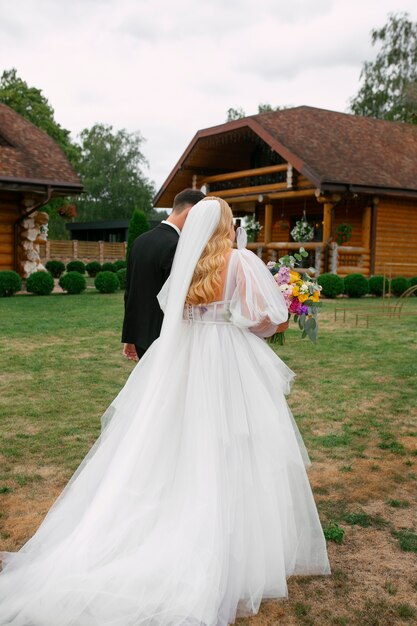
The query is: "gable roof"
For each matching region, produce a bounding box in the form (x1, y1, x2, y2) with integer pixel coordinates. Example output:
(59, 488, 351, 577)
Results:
(154, 106, 417, 206)
(0, 103, 82, 193)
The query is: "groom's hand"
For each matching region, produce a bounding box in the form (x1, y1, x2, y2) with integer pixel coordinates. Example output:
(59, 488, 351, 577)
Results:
(123, 343, 139, 362)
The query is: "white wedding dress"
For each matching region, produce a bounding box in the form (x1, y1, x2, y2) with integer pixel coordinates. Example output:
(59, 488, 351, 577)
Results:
(0, 200, 330, 626)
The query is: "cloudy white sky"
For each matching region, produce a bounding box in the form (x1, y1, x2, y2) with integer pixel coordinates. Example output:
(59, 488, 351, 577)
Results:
(1, 0, 416, 193)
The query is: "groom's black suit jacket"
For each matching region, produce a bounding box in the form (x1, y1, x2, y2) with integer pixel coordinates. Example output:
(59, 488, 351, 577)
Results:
(122, 223, 179, 352)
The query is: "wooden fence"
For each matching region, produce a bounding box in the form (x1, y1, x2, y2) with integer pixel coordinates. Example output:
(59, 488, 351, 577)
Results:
(39, 240, 127, 264)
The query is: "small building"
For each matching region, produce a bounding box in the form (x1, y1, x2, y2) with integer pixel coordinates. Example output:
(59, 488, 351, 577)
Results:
(66, 220, 130, 242)
(65, 219, 162, 242)
(0, 103, 83, 277)
(154, 106, 417, 277)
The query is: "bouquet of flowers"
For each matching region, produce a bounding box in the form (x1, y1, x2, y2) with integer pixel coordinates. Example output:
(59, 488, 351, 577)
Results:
(267, 247, 321, 344)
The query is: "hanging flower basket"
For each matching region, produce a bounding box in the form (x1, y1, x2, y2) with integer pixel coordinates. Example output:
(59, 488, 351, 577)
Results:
(245, 216, 263, 242)
(291, 215, 314, 242)
(58, 204, 77, 219)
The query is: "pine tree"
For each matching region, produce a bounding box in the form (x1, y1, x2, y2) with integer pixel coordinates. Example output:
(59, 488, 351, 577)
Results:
(127, 210, 150, 259)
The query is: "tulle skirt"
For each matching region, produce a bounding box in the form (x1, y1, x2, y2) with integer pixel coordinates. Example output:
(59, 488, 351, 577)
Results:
(0, 321, 330, 626)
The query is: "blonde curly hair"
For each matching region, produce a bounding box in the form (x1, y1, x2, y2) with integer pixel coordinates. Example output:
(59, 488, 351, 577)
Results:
(186, 196, 233, 305)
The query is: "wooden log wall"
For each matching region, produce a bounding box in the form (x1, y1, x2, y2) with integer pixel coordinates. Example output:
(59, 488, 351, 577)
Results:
(255, 196, 323, 244)
(333, 197, 364, 247)
(0, 195, 19, 271)
(374, 197, 417, 277)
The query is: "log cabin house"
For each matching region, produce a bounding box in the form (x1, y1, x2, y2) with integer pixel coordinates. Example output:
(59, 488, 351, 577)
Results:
(154, 106, 417, 277)
(0, 103, 82, 278)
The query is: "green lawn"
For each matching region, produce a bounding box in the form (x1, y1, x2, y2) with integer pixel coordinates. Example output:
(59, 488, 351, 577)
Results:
(1, 292, 417, 625)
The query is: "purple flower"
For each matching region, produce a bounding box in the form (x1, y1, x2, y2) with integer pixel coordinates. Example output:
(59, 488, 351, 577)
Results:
(300, 304, 309, 315)
(276, 266, 290, 285)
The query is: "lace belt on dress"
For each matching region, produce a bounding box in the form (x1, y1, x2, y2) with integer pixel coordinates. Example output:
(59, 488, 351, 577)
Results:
(182, 301, 233, 324)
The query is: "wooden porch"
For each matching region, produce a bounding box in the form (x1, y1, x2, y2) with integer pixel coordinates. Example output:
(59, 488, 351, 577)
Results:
(199, 164, 374, 277)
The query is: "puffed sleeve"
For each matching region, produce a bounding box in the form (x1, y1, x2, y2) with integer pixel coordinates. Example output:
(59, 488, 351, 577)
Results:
(228, 229, 288, 337)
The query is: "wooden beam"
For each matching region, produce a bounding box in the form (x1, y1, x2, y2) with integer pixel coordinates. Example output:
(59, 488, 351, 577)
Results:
(268, 188, 316, 200)
(202, 163, 288, 184)
(219, 187, 317, 205)
(264, 204, 273, 244)
(266, 241, 323, 251)
(370, 197, 379, 276)
(322, 202, 333, 245)
(362, 205, 372, 249)
(215, 182, 287, 198)
(337, 246, 370, 254)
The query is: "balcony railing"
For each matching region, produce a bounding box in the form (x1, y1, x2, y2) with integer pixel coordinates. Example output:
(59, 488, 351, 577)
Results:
(329, 244, 370, 276)
(201, 164, 314, 201)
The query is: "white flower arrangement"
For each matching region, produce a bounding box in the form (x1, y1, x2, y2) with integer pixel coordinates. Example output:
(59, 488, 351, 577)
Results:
(291, 218, 314, 242)
(245, 216, 263, 242)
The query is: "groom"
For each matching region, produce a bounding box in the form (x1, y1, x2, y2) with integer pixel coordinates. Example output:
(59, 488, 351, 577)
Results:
(122, 188, 205, 361)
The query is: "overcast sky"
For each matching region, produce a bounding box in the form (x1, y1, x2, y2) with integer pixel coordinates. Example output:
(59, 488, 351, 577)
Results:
(1, 0, 416, 194)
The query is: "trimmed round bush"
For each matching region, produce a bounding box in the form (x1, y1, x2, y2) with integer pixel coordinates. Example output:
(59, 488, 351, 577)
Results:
(114, 259, 127, 271)
(45, 260, 65, 278)
(0, 271, 22, 297)
(86, 261, 102, 278)
(66, 260, 86, 274)
(409, 276, 417, 295)
(95, 271, 120, 293)
(59, 271, 87, 294)
(390, 276, 410, 297)
(317, 273, 344, 298)
(368, 275, 389, 297)
(101, 262, 116, 273)
(344, 273, 368, 298)
(116, 268, 127, 289)
(26, 271, 54, 296)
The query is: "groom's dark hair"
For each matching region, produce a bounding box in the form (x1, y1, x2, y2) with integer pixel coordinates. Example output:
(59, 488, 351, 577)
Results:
(173, 188, 205, 213)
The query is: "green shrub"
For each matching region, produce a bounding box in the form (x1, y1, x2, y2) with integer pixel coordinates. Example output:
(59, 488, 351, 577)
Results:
(409, 276, 417, 295)
(66, 260, 86, 274)
(127, 209, 149, 259)
(45, 260, 65, 278)
(368, 275, 388, 297)
(85, 261, 102, 277)
(26, 271, 54, 296)
(390, 276, 410, 297)
(344, 273, 368, 298)
(101, 262, 116, 273)
(317, 273, 344, 298)
(116, 268, 127, 289)
(0, 271, 22, 297)
(95, 271, 119, 293)
(114, 259, 127, 271)
(59, 271, 87, 294)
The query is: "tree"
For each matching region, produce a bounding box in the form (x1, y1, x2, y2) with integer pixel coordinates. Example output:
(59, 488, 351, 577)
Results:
(226, 107, 246, 121)
(257, 103, 291, 114)
(0, 68, 80, 165)
(226, 104, 292, 121)
(126, 209, 150, 259)
(350, 13, 417, 123)
(76, 124, 154, 222)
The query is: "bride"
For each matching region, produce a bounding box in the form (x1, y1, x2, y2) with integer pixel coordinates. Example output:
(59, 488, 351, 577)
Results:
(0, 197, 330, 626)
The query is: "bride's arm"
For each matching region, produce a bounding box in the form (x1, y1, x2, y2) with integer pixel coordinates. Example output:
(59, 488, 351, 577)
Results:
(229, 249, 288, 338)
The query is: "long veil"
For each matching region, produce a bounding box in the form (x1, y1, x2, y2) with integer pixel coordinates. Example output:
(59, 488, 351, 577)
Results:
(0, 198, 222, 568)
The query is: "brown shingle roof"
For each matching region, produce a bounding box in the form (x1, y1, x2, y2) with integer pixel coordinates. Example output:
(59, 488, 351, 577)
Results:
(154, 106, 417, 206)
(252, 106, 417, 192)
(0, 103, 82, 190)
